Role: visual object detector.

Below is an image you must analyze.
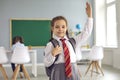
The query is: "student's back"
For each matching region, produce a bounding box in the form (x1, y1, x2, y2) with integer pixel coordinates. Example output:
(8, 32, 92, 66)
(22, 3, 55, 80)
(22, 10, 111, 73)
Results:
(12, 42, 25, 50)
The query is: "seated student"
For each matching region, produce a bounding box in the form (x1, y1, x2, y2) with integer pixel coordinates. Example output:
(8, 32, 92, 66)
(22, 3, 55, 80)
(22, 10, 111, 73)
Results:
(11, 36, 25, 78)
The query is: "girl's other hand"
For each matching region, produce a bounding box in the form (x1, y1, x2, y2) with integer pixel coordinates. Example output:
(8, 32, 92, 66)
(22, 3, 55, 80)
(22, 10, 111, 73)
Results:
(52, 45, 62, 56)
(86, 2, 92, 18)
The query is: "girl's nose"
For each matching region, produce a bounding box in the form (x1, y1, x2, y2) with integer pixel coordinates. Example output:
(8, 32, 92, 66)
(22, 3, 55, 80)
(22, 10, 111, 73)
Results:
(59, 27, 62, 31)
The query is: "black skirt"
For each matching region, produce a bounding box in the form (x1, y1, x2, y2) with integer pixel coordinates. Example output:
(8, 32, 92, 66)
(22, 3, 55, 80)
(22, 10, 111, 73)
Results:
(50, 63, 81, 80)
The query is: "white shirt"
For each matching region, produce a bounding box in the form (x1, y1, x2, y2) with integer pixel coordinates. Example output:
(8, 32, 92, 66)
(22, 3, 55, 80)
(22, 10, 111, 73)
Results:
(12, 42, 25, 51)
(44, 18, 93, 67)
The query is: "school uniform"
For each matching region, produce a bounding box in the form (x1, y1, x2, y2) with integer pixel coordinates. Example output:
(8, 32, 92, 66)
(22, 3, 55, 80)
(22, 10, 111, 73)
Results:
(44, 18, 93, 80)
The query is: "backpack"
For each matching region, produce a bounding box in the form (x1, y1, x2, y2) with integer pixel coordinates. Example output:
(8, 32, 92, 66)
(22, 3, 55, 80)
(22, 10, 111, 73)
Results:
(45, 38, 76, 77)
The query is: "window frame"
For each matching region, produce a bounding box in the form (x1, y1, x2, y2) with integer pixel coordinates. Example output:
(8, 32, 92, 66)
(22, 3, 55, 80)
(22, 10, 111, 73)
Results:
(94, 0, 117, 48)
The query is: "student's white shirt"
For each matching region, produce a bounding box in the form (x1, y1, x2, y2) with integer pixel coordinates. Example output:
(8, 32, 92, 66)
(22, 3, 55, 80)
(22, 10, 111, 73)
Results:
(44, 18, 93, 67)
(12, 42, 25, 51)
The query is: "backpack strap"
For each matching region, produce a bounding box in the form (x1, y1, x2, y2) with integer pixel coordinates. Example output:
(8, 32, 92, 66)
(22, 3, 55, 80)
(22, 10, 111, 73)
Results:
(50, 38, 60, 47)
(68, 38, 76, 52)
(48, 38, 59, 67)
(49, 38, 76, 67)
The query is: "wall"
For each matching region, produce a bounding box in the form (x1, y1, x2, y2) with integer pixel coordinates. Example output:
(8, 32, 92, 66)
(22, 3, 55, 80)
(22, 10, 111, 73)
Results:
(0, 0, 92, 63)
(113, 0, 120, 69)
(103, 48, 113, 65)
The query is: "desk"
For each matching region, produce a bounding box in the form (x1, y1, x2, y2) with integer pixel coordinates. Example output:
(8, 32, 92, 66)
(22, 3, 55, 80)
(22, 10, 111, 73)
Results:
(77, 48, 91, 64)
(81, 48, 91, 59)
(29, 50, 37, 77)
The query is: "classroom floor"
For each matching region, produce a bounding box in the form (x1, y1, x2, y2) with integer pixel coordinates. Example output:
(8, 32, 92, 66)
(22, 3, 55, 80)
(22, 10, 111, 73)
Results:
(1, 64, 120, 80)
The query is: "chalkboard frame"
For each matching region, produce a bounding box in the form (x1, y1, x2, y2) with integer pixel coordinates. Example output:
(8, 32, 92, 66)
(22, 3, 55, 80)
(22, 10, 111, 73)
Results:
(10, 18, 51, 48)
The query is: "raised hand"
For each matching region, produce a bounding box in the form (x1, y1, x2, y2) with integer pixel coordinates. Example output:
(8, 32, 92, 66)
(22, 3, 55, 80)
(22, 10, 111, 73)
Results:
(86, 2, 92, 18)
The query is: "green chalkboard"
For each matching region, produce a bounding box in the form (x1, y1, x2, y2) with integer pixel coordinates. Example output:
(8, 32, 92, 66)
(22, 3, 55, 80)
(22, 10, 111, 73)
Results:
(10, 19, 51, 47)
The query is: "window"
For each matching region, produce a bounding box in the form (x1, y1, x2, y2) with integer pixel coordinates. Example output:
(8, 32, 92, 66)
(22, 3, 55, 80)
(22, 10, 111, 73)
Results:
(106, 0, 115, 3)
(94, 0, 117, 48)
(106, 0, 117, 47)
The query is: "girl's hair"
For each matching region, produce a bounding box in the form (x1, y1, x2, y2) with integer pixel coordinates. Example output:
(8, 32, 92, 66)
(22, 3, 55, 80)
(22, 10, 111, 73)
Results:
(50, 16, 69, 38)
(12, 36, 24, 44)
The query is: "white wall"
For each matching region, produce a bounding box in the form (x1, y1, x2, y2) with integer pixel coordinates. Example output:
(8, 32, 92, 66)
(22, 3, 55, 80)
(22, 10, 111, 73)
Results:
(103, 48, 113, 65)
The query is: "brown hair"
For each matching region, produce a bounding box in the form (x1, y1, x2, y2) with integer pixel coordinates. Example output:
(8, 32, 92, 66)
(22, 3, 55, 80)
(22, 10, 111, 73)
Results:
(50, 16, 69, 38)
(12, 36, 24, 44)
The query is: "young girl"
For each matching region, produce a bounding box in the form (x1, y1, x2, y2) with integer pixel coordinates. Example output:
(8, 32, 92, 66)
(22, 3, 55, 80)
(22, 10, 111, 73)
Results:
(44, 2, 93, 80)
(11, 36, 25, 78)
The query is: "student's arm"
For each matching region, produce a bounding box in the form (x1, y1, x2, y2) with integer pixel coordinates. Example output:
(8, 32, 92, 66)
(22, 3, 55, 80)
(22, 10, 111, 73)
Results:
(74, 2, 93, 47)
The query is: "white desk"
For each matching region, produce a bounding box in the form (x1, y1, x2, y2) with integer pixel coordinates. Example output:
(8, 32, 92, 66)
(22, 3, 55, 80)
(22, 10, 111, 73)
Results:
(76, 48, 91, 64)
(81, 48, 91, 59)
(29, 50, 37, 77)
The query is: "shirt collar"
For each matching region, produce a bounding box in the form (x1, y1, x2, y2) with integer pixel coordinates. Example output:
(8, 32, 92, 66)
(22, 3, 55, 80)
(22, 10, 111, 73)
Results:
(52, 34, 69, 41)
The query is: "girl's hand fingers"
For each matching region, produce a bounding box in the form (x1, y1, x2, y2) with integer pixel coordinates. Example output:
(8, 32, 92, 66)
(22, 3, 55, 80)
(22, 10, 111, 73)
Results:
(52, 45, 62, 56)
(86, 2, 92, 17)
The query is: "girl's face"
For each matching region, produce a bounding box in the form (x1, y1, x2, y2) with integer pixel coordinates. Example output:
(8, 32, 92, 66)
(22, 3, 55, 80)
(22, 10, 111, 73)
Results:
(52, 20, 67, 38)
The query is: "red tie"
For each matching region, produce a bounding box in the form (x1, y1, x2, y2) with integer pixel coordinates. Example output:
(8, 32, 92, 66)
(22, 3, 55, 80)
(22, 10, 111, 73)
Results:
(60, 39, 72, 78)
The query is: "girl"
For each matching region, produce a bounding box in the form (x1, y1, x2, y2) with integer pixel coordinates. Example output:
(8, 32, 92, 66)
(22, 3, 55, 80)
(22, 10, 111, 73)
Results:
(11, 36, 25, 78)
(44, 2, 93, 80)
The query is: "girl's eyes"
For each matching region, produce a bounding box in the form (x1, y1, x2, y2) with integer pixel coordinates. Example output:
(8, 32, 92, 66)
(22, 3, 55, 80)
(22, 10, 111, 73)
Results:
(55, 25, 65, 29)
(55, 26, 59, 28)
(62, 26, 65, 28)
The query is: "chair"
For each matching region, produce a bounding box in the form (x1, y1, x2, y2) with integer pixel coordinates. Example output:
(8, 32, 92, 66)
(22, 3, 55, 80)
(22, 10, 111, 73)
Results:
(84, 45, 104, 77)
(0, 47, 8, 80)
(11, 46, 30, 80)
